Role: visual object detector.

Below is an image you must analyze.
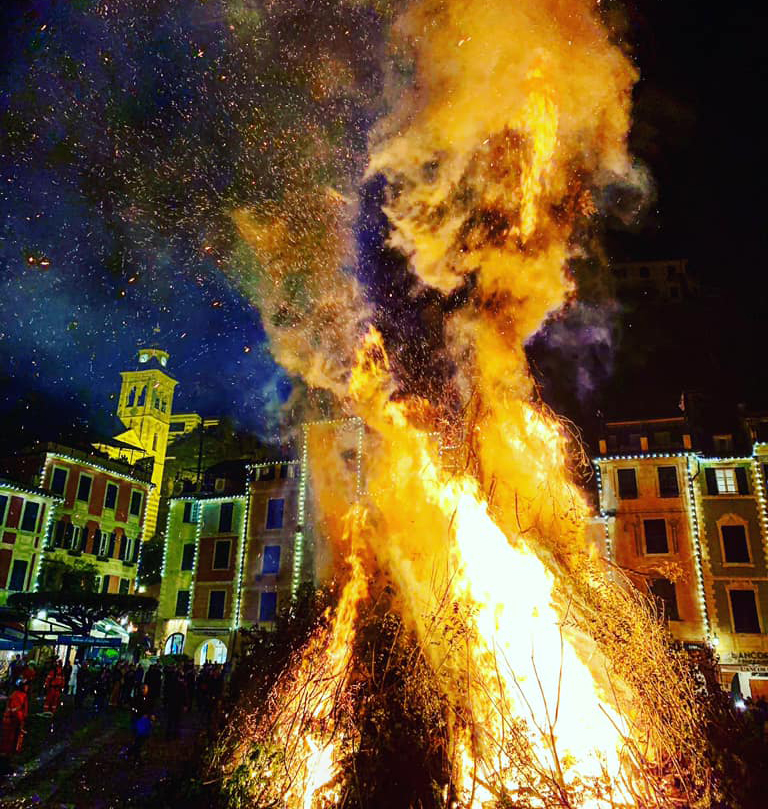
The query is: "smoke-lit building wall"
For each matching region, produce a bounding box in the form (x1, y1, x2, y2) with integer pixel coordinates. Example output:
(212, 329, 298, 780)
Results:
(596, 417, 768, 698)
(154, 419, 365, 663)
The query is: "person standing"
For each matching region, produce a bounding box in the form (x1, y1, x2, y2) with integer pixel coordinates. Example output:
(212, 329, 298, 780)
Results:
(164, 667, 186, 740)
(68, 660, 80, 697)
(128, 683, 153, 760)
(0, 680, 30, 765)
(44, 661, 66, 715)
(145, 662, 162, 706)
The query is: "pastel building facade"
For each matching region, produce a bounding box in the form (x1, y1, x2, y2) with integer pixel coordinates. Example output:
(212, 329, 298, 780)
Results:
(39, 446, 151, 595)
(595, 417, 768, 698)
(155, 419, 363, 664)
(0, 480, 61, 604)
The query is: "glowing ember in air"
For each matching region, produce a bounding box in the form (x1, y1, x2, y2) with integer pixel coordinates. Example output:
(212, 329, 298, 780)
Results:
(224, 0, 707, 806)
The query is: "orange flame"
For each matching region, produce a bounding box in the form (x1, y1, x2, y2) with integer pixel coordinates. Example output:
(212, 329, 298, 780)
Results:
(229, 0, 703, 806)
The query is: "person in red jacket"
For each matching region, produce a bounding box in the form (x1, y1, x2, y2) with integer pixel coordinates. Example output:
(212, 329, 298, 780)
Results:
(44, 661, 66, 715)
(0, 679, 30, 763)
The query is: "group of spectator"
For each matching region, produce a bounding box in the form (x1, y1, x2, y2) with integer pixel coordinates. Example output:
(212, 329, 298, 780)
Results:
(0, 652, 231, 771)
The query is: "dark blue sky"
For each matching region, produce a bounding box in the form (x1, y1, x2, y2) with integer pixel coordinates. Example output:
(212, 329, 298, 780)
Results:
(0, 0, 382, 446)
(2, 0, 767, 449)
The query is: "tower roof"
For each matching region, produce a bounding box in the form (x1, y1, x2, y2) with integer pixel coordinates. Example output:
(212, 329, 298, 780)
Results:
(131, 347, 177, 380)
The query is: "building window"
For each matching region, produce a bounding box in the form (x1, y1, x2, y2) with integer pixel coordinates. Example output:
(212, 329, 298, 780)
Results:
(97, 530, 109, 557)
(213, 539, 231, 570)
(7, 560, 28, 591)
(52, 519, 66, 547)
(0, 494, 7, 525)
(62, 522, 75, 549)
(208, 590, 226, 619)
(218, 502, 234, 533)
(643, 519, 669, 554)
(715, 468, 738, 494)
(119, 578, 130, 595)
(730, 589, 761, 634)
(127, 387, 136, 407)
(259, 591, 277, 622)
(713, 434, 734, 454)
(266, 498, 285, 529)
(181, 543, 195, 571)
(129, 491, 143, 517)
(76, 474, 93, 503)
(123, 535, 134, 562)
(262, 545, 281, 575)
(657, 467, 679, 498)
(50, 467, 68, 496)
(175, 590, 190, 617)
(616, 469, 638, 499)
(649, 578, 680, 621)
(101, 575, 111, 594)
(182, 502, 197, 523)
(20, 501, 40, 533)
(707, 467, 749, 496)
(721, 524, 751, 564)
(152, 434, 158, 451)
(164, 632, 184, 654)
(257, 466, 276, 482)
(104, 482, 118, 510)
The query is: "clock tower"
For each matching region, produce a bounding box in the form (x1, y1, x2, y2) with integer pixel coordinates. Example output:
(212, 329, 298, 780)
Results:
(105, 347, 177, 538)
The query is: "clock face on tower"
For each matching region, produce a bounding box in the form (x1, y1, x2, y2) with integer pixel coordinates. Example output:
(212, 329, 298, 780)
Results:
(139, 353, 149, 363)
(160, 356, 167, 366)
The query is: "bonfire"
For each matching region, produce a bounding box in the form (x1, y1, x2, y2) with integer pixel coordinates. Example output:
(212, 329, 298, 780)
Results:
(216, 0, 709, 806)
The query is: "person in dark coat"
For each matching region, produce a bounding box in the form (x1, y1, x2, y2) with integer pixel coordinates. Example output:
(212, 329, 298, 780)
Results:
(145, 663, 162, 705)
(164, 667, 187, 739)
(128, 683, 154, 760)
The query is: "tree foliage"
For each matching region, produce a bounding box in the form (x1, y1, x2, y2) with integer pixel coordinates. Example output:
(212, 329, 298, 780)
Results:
(38, 557, 99, 593)
(8, 591, 157, 637)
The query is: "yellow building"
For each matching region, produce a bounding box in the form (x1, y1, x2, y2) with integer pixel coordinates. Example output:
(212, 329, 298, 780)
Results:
(97, 347, 177, 538)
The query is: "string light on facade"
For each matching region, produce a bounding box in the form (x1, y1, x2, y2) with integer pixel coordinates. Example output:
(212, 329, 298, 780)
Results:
(592, 461, 613, 562)
(232, 495, 251, 630)
(293, 425, 309, 597)
(684, 457, 711, 637)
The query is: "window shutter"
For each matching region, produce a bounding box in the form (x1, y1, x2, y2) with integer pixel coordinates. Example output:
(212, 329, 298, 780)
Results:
(118, 533, 126, 561)
(736, 467, 750, 495)
(132, 539, 140, 563)
(705, 468, 718, 495)
(108, 532, 116, 558)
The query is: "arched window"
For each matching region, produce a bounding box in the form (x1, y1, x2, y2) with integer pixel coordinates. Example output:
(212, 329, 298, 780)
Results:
(137, 386, 147, 407)
(164, 633, 185, 656)
(127, 387, 136, 407)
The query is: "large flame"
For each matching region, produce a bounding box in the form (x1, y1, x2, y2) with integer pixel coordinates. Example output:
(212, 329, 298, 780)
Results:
(226, 0, 704, 806)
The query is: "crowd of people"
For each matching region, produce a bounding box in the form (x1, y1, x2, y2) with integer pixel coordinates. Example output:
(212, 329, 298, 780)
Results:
(0, 653, 231, 772)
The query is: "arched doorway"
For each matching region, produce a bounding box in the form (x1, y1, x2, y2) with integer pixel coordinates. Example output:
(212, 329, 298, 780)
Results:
(163, 632, 185, 656)
(195, 638, 227, 664)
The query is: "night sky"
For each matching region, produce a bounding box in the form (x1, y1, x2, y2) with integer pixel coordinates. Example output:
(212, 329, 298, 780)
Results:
(0, 0, 765, 449)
